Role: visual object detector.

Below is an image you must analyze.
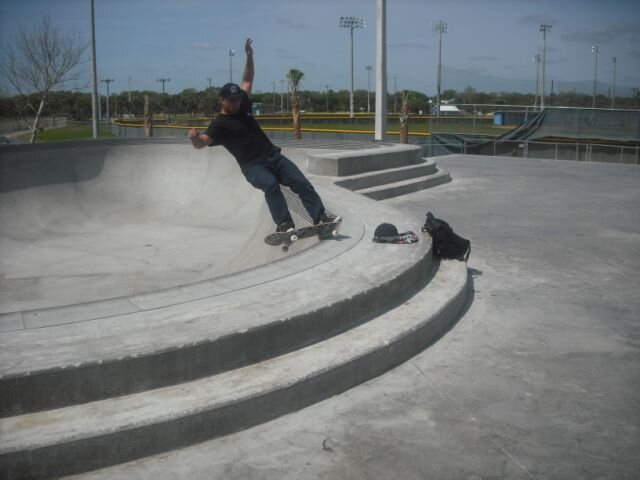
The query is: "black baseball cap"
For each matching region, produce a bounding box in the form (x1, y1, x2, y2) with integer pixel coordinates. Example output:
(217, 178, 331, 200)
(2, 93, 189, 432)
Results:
(373, 223, 398, 240)
(220, 83, 243, 99)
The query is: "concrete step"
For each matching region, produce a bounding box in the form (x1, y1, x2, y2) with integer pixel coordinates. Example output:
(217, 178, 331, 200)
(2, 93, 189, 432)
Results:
(307, 144, 423, 176)
(0, 260, 470, 480)
(0, 202, 432, 417)
(357, 170, 452, 200)
(335, 159, 438, 191)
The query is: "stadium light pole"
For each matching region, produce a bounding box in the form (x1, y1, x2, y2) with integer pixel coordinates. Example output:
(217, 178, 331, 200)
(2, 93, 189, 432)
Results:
(339, 16, 366, 118)
(432, 20, 448, 118)
(540, 24, 552, 109)
(229, 49, 235, 83)
(592, 45, 599, 108)
(611, 56, 617, 109)
(366, 65, 373, 113)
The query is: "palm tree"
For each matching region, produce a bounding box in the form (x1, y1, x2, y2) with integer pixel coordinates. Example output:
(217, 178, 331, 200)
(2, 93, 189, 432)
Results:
(399, 91, 410, 143)
(286, 69, 304, 139)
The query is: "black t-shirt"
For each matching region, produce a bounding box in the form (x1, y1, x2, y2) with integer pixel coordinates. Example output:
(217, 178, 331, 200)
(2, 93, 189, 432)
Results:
(204, 90, 276, 167)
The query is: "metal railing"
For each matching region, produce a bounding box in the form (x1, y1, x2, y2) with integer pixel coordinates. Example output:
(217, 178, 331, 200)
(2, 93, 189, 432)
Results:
(419, 137, 640, 165)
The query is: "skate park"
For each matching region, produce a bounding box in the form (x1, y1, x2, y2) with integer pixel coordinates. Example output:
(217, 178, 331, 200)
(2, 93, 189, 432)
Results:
(1, 132, 639, 478)
(1, 0, 640, 474)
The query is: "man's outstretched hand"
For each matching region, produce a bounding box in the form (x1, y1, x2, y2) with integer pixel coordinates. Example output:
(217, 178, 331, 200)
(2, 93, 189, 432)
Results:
(245, 38, 253, 56)
(187, 128, 199, 140)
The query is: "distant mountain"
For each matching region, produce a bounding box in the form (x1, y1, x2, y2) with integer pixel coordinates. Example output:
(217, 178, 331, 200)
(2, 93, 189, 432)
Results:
(441, 66, 635, 96)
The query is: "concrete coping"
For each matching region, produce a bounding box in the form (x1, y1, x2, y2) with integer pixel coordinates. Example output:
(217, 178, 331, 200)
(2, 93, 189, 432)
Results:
(307, 143, 423, 176)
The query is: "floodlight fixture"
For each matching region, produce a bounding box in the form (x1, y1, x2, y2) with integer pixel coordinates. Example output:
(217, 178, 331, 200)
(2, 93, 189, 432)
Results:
(340, 16, 366, 29)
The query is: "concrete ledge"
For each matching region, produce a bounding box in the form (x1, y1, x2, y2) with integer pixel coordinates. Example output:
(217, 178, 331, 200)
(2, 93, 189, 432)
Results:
(307, 144, 423, 176)
(335, 158, 439, 191)
(0, 260, 470, 479)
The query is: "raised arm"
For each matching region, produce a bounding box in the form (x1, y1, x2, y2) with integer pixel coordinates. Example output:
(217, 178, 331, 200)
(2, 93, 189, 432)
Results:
(240, 38, 254, 95)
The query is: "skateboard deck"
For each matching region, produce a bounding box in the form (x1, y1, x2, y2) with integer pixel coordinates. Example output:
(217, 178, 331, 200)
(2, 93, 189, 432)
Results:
(265, 219, 342, 252)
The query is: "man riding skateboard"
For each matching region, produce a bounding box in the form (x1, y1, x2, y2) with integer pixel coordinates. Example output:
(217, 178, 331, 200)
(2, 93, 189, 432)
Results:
(188, 38, 338, 234)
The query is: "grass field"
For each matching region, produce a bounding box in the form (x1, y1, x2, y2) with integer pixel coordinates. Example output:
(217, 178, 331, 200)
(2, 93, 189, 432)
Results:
(16, 117, 509, 143)
(17, 124, 113, 143)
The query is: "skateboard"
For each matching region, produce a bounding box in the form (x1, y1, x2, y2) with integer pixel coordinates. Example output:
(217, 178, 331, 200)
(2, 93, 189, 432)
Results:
(264, 218, 342, 252)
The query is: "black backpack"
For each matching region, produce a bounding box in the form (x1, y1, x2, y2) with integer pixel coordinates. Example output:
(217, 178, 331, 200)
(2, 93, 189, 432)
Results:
(422, 212, 471, 261)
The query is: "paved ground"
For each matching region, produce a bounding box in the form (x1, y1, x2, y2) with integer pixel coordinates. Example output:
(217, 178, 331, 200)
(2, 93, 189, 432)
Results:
(65, 154, 639, 479)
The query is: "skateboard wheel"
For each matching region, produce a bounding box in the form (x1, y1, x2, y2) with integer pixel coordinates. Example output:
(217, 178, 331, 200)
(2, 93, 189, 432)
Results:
(331, 229, 338, 237)
(290, 234, 298, 242)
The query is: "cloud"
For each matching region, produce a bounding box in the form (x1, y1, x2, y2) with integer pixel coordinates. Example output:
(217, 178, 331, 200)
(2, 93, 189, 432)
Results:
(390, 42, 428, 50)
(190, 42, 225, 52)
(469, 56, 500, 61)
(561, 23, 640, 45)
(517, 13, 556, 26)
(275, 48, 300, 61)
(276, 18, 310, 30)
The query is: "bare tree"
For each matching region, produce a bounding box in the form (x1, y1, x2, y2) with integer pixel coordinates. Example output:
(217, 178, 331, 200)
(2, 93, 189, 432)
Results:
(1, 16, 86, 143)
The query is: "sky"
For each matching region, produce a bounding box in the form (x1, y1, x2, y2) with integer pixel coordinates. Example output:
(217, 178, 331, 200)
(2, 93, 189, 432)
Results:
(1, 0, 639, 97)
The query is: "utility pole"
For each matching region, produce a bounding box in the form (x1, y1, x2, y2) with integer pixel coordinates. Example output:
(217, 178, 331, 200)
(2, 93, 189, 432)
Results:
(89, 0, 99, 138)
(228, 49, 235, 83)
(100, 78, 114, 124)
(533, 54, 541, 109)
(271, 81, 276, 110)
(374, 0, 387, 141)
(280, 79, 285, 111)
(540, 24, 552, 109)
(611, 57, 617, 109)
(325, 84, 330, 112)
(157, 78, 170, 94)
(366, 65, 373, 113)
(592, 45, 599, 108)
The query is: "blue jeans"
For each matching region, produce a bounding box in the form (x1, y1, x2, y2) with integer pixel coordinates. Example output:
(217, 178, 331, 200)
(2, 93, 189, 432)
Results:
(241, 152, 325, 226)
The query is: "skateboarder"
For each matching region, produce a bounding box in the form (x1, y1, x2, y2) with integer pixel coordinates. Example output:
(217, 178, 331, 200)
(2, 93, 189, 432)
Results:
(188, 38, 338, 233)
